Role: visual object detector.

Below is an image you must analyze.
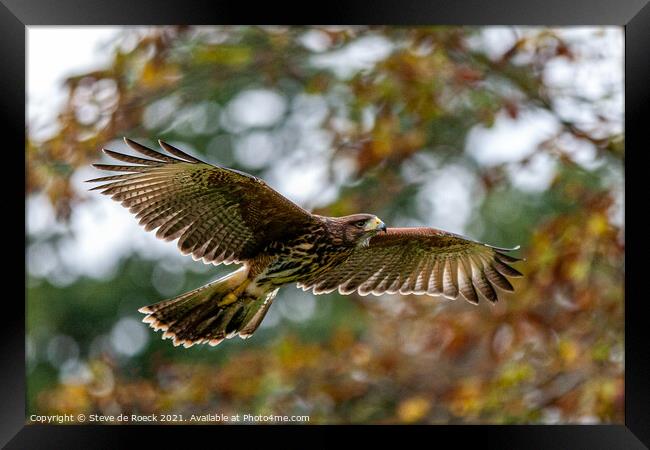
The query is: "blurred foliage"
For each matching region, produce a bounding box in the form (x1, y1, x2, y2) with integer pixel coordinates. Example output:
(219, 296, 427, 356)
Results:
(26, 26, 623, 424)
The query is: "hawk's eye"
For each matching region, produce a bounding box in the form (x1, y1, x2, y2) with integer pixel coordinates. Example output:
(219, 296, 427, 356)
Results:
(355, 220, 367, 228)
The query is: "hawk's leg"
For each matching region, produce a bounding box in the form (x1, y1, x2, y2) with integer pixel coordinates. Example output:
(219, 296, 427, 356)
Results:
(218, 279, 250, 307)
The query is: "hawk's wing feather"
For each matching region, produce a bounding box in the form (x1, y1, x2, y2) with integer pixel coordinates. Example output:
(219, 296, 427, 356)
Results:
(298, 227, 522, 304)
(87, 138, 316, 265)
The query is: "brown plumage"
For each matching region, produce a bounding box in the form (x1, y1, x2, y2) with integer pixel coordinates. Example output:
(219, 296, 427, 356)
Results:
(88, 138, 523, 348)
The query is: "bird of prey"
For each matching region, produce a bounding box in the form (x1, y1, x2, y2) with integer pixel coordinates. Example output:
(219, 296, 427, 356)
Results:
(88, 138, 523, 348)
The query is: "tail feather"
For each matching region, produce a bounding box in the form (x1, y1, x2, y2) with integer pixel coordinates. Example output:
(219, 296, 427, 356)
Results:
(139, 268, 277, 348)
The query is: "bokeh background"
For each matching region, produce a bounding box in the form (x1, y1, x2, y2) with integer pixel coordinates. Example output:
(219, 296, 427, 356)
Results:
(26, 26, 624, 424)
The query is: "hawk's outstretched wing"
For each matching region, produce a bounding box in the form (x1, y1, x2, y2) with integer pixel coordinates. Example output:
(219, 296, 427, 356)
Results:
(298, 227, 523, 304)
(88, 138, 317, 265)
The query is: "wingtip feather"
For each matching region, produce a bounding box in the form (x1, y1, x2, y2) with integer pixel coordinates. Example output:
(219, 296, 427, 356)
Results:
(158, 139, 204, 163)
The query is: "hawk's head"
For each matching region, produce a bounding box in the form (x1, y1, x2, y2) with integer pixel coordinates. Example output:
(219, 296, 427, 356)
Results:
(334, 213, 387, 247)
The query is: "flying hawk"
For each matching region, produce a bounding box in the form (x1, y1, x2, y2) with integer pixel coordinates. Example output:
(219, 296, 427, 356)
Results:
(88, 138, 523, 348)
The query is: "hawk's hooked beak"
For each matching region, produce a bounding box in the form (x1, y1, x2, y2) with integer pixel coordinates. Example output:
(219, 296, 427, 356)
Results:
(365, 217, 387, 233)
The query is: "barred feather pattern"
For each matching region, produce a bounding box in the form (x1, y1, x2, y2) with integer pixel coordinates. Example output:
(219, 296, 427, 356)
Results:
(298, 227, 523, 304)
(87, 138, 317, 265)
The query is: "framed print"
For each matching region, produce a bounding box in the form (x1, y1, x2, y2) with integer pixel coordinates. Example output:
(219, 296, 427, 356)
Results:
(4, 0, 649, 447)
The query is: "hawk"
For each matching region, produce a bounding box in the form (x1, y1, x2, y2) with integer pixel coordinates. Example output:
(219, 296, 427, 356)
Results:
(88, 138, 523, 348)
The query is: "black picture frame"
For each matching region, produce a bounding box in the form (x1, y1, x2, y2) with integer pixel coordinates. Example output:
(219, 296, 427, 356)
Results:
(6, 0, 648, 447)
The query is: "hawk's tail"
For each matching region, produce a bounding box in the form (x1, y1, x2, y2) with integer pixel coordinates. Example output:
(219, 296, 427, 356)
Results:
(138, 267, 278, 348)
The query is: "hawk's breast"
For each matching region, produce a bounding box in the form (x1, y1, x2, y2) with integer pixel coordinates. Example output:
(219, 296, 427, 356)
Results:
(253, 232, 354, 288)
